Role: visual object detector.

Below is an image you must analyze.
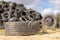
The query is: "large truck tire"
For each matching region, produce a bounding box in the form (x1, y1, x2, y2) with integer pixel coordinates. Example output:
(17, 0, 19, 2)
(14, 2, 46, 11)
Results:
(5, 21, 41, 36)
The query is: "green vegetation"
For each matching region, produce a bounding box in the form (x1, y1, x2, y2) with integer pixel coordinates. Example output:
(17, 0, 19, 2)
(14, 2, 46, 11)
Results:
(57, 13, 60, 22)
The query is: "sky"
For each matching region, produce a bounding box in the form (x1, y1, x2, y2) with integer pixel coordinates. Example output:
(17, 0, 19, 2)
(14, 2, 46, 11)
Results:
(4, 0, 60, 16)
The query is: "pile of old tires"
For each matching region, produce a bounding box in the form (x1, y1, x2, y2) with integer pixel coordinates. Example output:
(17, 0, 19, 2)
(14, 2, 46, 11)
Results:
(0, 1, 42, 35)
(0, 1, 57, 36)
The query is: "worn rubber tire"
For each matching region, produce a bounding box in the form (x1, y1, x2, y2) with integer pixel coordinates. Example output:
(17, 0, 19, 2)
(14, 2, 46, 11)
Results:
(9, 17, 19, 22)
(1, 12, 11, 22)
(42, 14, 57, 28)
(5, 21, 41, 36)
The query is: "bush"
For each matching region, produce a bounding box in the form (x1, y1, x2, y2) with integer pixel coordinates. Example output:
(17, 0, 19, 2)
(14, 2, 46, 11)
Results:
(57, 13, 60, 22)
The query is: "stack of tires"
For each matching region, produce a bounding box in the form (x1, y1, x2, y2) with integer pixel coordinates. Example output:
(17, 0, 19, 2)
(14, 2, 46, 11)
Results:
(0, 1, 42, 35)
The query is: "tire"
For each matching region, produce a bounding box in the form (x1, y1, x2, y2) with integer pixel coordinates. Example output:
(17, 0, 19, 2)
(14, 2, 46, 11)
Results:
(1, 12, 11, 22)
(42, 14, 57, 28)
(9, 17, 19, 22)
(0, 7, 4, 14)
(5, 21, 41, 36)
(19, 16, 30, 21)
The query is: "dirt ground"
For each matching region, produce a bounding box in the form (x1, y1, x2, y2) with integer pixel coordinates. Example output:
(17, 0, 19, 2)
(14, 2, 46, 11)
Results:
(0, 29, 60, 40)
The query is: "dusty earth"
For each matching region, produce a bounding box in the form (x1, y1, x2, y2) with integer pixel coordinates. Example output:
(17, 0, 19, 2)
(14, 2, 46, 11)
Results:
(0, 29, 60, 40)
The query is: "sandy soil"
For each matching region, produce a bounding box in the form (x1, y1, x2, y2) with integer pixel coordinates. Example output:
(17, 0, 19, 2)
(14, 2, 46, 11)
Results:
(0, 29, 60, 40)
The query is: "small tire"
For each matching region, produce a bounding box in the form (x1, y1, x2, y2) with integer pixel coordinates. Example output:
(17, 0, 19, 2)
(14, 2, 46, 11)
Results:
(1, 12, 11, 22)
